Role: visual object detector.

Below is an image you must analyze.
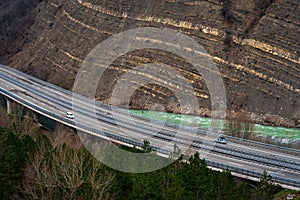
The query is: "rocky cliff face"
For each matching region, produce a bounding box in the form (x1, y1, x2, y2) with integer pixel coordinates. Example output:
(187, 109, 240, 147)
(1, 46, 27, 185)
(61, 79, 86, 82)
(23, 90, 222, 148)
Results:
(1, 0, 299, 127)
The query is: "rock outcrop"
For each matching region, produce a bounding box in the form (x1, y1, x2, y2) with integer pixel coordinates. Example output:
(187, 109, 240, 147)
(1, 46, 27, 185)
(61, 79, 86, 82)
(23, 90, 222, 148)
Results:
(1, 0, 299, 127)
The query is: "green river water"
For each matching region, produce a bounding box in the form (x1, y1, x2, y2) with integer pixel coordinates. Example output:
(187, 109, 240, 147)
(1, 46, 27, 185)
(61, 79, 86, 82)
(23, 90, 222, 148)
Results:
(128, 110, 300, 140)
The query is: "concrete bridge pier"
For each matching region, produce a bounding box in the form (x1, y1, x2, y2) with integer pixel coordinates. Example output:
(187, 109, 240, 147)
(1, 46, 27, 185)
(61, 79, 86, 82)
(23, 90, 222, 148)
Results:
(32, 112, 39, 123)
(5, 97, 12, 114)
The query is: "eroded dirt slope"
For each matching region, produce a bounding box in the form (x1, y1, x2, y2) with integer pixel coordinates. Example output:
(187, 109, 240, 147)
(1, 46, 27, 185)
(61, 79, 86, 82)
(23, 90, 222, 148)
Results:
(1, 0, 299, 127)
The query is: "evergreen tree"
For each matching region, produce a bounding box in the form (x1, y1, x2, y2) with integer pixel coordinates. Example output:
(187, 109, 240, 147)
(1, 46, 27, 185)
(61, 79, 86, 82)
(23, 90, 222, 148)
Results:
(142, 140, 152, 153)
(254, 170, 277, 200)
(0, 128, 35, 199)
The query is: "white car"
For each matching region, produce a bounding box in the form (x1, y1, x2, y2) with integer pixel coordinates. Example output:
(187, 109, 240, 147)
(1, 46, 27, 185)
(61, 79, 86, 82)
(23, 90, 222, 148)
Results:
(215, 135, 227, 144)
(66, 112, 75, 119)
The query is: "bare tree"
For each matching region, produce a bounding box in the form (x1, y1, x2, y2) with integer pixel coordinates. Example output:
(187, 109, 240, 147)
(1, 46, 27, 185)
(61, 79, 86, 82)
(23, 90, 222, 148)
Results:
(20, 136, 114, 200)
(0, 103, 40, 136)
(225, 111, 254, 139)
(19, 135, 57, 200)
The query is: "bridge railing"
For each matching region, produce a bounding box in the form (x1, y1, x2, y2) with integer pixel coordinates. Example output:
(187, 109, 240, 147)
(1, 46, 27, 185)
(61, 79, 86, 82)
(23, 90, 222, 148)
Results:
(3, 65, 299, 155)
(0, 87, 299, 188)
(206, 160, 300, 188)
(127, 111, 300, 155)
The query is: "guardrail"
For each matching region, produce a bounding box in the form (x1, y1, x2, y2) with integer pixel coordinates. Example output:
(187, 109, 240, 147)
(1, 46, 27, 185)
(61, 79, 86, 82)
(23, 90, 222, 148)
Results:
(225, 134, 300, 155)
(3, 65, 299, 156)
(0, 87, 170, 155)
(0, 87, 299, 188)
(97, 112, 300, 171)
(127, 111, 300, 155)
(206, 160, 300, 188)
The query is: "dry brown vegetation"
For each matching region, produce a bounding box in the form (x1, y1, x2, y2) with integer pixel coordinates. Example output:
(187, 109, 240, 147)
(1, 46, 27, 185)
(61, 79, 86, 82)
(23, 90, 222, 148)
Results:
(0, 0, 298, 128)
(20, 136, 114, 200)
(0, 101, 40, 136)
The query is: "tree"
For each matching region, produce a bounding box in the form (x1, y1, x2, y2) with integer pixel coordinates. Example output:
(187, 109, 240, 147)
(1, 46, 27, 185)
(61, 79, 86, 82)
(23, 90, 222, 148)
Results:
(2, 103, 40, 136)
(20, 134, 115, 200)
(0, 127, 35, 199)
(169, 143, 182, 160)
(142, 140, 152, 153)
(254, 170, 277, 200)
(225, 111, 254, 139)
